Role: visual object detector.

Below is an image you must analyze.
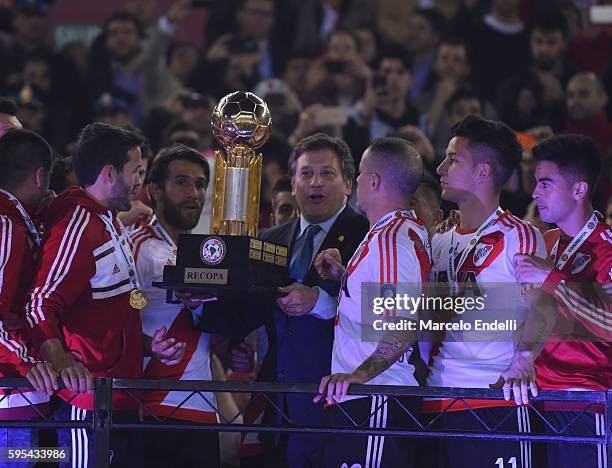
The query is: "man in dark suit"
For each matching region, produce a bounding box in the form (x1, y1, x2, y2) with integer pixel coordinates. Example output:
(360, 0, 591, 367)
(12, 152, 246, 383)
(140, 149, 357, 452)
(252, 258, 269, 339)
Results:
(195, 133, 369, 467)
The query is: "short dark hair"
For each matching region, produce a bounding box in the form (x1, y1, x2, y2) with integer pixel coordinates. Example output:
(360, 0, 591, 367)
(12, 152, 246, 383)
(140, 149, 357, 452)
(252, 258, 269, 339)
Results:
(0, 97, 18, 115)
(446, 84, 483, 113)
(532, 134, 602, 198)
(0, 129, 52, 188)
(375, 45, 413, 72)
(366, 137, 424, 198)
(530, 12, 569, 39)
(289, 133, 355, 181)
(262, 133, 291, 174)
(414, 8, 447, 34)
(166, 41, 199, 66)
(73, 122, 143, 187)
(49, 156, 75, 194)
(103, 11, 144, 38)
(329, 28, 360, 50)
(418, 175, 442, 209)
(271, 174, 292, 201)
(451, 115, 522, 189)
(125, 125, 152, 160)
(435, 36, 472, 67)
(148, 144, 210, 191)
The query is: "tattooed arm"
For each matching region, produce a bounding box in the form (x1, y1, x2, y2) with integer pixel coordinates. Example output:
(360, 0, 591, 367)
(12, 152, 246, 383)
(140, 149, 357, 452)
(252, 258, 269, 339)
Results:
(314, 329, 417, 404)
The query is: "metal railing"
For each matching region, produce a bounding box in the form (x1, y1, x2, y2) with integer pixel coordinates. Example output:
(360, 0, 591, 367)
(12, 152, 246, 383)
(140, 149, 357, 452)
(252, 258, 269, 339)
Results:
(1, 378, 610, 467)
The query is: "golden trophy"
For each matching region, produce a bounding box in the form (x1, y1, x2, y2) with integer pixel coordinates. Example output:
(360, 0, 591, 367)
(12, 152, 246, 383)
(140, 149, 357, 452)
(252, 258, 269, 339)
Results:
(154, 91, 288, 296)
(210, 91, 270, 236)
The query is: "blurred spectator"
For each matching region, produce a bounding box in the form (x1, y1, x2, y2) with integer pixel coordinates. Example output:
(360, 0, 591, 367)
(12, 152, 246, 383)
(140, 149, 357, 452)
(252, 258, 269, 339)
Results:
(497, 12, 575, 131)
(49, 156, 77, 194)
(344, 50, 419, 162)
(460, 0, 530, 100)
(375, 0, 417, 48)
(567, 5, 612, 75)
(606, 195, 612, 226)
(92, 91, 134, 128)
(259, 133, 292, 229)
(90, 2, 190, 126)
(290, 0, 374, 55)
(392, 124, 437, 175)
(19, 53, 50, 92)
(124, 0, 159, 30)
(304, 29, 370, 107)
(405, 8, 446, 102)
(426, 84, 486, 161)
(354, 27, 378, 66)
(119, 126, 154, 227)
(282, 53, 315, 99)
(270, 174, 298, 226)
(408, 175, 444, 238)
(0, 0, 82, 148)
(254, 78, 302, 138)
(162, 120, 201, 150)
(496, 72, 548, 131)
(565, 71, 612, 154)
(7, 82, 46, 134)
(417, 37, 472, 135)
(60, 41, 89, 80)
(179, 91, 215, 150)
(0, 96, 22, 136)
(196, 0, 280, 95)
(446, 85, 484, 127)
(166, 41, 199, 85)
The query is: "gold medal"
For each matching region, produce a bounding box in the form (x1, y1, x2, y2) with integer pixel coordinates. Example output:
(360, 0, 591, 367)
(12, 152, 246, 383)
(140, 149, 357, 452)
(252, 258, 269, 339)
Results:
(129, 289, 148, 309)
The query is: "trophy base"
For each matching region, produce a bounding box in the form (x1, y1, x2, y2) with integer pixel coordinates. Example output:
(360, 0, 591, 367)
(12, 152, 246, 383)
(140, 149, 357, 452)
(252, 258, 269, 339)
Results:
(153, 234, 289, 299)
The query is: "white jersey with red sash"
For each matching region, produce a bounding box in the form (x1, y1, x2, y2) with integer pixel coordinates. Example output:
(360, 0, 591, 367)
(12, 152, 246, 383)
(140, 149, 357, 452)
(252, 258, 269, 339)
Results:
(331, 210, 431, 398)
(132, 219, 217, 423)
(424, 209, 546, 412)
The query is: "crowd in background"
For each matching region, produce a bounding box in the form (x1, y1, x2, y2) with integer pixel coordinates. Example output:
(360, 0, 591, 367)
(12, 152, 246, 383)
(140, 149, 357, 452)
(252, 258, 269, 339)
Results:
(0, 0, 611, 228)
(1, 1, 611, 466)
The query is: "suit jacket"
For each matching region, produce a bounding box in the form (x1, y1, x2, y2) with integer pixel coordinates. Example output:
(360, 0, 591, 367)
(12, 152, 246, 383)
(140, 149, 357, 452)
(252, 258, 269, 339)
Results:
(198, 205, 369, 423)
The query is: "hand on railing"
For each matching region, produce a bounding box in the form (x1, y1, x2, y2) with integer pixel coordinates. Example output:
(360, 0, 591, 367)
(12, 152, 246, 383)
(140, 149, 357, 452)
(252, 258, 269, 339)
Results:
(490, 351, 538, 406)
(26, 361, 58, 395)
(313, 371, 367, 405)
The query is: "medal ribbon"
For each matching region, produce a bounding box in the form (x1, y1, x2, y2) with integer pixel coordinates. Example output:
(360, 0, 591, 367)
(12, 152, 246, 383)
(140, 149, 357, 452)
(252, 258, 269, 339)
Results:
(549, 211, 598, 270)
(0, 188, 41, 246)
(99, 212, 141, 290)
(151, 217, 177, 251)
(447, 207, 504, 295)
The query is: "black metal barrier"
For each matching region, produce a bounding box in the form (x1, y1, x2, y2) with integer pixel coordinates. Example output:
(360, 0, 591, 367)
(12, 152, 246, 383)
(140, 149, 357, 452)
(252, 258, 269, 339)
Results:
(1, 378, 610, 467)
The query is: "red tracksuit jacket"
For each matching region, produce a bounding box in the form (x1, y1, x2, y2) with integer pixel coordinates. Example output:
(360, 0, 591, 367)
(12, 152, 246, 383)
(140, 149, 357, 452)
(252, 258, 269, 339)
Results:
(536, 222, 612, 393)
(0, 191, 49, 418)
(26, 187, 144, 410)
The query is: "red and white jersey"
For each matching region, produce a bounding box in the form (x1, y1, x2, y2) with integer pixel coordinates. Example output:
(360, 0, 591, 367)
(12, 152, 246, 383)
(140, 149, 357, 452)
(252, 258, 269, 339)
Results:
(535, 218, 611, 392)
(0, 191, 49, 416)
(132, 219, 217, 423)
(25, 188, 144, 411)
(331, 210, 431, 397)
(426, 210, 546, 397)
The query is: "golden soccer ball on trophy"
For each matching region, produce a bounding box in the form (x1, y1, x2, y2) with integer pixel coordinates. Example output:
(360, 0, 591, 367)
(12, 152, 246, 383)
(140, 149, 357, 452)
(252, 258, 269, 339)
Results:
(211, 91, 271, 149)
